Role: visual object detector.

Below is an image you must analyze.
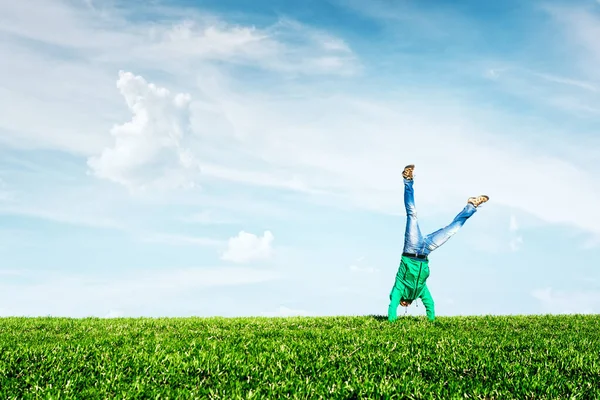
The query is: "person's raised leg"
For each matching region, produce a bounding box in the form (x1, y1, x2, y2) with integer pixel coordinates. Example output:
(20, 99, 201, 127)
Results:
(402, 164, 424, 254)
(423, 195, 489, 253)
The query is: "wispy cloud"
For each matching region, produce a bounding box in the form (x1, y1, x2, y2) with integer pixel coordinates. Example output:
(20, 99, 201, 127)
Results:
(533, 72, 598, 92)
(221, 231, 275, 263)
(335, 0, 475, 41)
(482, 65, 600, 116)
(135, 17, 359, 76)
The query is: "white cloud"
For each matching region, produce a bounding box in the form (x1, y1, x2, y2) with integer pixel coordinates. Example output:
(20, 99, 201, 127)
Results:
(221, 230, 274, 263)
(261, 305, 312, 317)
(484, 68, 502, 79)
(531, 287, 600, 314)
(104, 309, 124, 318)
(87, 71, 201, 191)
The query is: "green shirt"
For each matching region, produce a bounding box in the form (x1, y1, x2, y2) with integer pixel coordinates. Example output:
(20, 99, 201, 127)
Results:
(388, 255, 435, 322)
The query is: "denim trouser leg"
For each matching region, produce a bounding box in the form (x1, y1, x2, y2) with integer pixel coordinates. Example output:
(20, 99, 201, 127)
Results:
(402, 178, 424, 254)
(423, 203, 477, 253)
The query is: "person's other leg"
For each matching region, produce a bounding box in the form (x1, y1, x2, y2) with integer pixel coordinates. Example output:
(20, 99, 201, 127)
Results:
(423, 195, 489, 253)
(402, 166, 424, 254)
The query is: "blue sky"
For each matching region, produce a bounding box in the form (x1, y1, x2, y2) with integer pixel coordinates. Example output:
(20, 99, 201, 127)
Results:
(1, 0, 599, 318)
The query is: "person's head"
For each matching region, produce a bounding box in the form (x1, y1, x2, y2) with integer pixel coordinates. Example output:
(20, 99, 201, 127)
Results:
(400, 299, 412, 307)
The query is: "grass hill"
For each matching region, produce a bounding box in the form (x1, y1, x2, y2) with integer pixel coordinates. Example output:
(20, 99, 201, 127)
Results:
(1, 314, 599, 399)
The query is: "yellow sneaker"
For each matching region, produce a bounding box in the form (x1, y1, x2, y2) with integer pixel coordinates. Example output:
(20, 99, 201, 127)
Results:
(468, 195, 489, 207)
(402, 164, 415, 180)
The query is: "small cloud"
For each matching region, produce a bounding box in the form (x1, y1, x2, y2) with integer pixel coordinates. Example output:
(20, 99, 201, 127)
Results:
(261, 306, 311, 317)
(104, 309, 124, 318)
(533, 72, 598, 92)
(531, 287, 600, 314)
(87, 71, 201, 191)
(221, 230, 274, 263)
(484, 67, 509, 80)
(485, 69, 500, 79)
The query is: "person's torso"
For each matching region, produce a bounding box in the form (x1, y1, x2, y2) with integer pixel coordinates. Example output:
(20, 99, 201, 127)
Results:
(395, 255, 430, 300)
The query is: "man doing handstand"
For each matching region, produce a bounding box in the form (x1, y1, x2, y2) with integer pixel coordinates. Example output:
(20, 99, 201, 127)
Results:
(388, 164, 489, 322)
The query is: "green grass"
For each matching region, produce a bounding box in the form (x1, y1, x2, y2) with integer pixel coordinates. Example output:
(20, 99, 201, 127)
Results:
(1, 315, 599, 399)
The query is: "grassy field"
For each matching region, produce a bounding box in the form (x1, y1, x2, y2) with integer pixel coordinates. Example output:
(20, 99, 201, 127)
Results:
(0, 315, 599, 399)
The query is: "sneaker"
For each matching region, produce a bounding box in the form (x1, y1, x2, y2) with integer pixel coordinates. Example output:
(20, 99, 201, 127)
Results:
(402, 164, 415, 180)
(468, 195, 489, 207)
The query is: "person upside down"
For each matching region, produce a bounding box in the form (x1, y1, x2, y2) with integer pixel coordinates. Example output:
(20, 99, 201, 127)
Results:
(388, 164, 489, 322)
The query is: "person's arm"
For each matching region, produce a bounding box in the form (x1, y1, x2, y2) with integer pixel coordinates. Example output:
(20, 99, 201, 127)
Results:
(388, 286, 402, 322)
(419, 284, 435, 321)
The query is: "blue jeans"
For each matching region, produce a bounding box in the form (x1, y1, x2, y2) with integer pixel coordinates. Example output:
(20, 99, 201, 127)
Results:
(403, 178, 476, 256)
